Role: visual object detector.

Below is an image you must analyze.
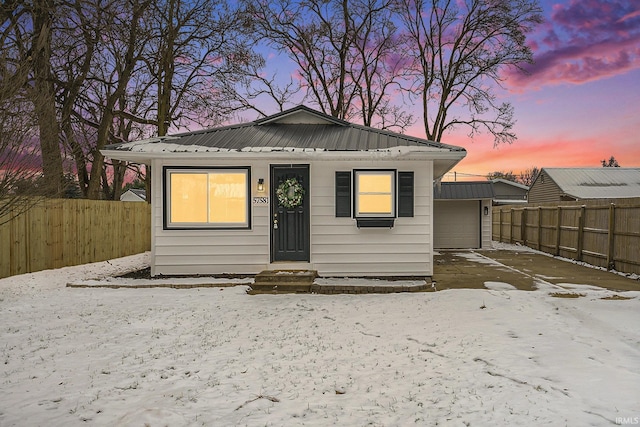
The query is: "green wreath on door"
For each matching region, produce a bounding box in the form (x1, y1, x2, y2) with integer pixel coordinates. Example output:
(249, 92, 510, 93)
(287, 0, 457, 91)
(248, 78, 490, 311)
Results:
(276, 178, 305, 208)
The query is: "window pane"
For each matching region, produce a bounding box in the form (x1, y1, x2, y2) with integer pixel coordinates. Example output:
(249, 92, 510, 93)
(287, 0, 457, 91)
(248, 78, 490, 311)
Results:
(358, 174, 392, 193)
(357, 172, 394, 216)
(208, 172, 247, 223)
(359, 194, 393, 214)
(171, 173, 208, 222)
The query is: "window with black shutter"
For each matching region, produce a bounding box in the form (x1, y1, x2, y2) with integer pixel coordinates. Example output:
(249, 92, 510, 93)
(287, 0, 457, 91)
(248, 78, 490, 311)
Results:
(335, 169, 415, 227)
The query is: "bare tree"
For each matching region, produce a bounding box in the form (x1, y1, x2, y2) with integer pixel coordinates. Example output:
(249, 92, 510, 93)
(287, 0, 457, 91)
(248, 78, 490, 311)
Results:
(1, 0, 66, 196)
(30, 0, 67, 195)
(2, 0, 268, 205)
(247, 0, 410, 129)
(82, 0, 152, 200)
(350, 0, 413, 130)
(0, 97, 42, 223)
(397, 0, 542, 145)
(0, 2, 35, 211)
(230, 62, 302, 117)
(601, 156, 620, 167)
(55, 0, 104, 197)
(487, 170, 517, 182)
(519, 166, 539, 186)
(488, 167, 538, 186)
(0, 0, 68, 221)
(140, 0, 258, 136)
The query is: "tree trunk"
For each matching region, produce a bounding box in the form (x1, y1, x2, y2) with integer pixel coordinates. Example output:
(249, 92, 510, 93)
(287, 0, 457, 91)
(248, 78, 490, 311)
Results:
(32, 0, 64, 196)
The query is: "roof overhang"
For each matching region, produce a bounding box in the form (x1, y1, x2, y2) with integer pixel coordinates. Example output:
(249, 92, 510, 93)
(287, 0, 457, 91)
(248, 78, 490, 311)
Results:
(101, 147, 465, 180)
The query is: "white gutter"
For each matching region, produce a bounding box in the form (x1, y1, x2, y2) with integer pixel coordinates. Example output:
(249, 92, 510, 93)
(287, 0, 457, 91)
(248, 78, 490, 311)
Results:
(101, 147, 466, 163)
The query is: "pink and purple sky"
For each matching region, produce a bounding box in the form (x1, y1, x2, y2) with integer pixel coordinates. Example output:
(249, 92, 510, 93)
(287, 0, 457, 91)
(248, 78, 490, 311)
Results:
(253, 0, 639, 180)
(438, 0, 640, 180)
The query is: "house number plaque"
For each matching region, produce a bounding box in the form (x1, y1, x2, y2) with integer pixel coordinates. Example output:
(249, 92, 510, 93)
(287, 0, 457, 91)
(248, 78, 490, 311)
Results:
(253, 197, 269, 205)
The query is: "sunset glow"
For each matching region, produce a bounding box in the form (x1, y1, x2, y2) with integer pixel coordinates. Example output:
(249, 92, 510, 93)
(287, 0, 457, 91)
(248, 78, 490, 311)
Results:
(443, 0, 640, 180)
(250, 0, 639, 182)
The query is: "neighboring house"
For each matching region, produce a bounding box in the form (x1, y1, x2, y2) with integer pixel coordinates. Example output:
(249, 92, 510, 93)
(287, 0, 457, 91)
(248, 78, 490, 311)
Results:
(528, 168, 640, 204)
(120, 188, 147, 202)
(102, 105, 466, 277)
(491, 178, 528, 205)
(434, 181, 494, 249)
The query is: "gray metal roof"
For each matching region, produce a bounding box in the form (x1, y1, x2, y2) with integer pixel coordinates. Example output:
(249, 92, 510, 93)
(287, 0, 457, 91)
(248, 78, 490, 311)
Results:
(103, 105, 465, 154)
(434, 181, 495, 200)
(129, 188, 146, 199)
(491, 178, 529, 190)
(542, 168, 640, 199)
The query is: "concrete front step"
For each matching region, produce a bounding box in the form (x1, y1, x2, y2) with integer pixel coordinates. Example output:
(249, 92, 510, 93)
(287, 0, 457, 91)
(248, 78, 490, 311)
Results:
(250, 270, 318, 294)
(254, 270, 318, 284)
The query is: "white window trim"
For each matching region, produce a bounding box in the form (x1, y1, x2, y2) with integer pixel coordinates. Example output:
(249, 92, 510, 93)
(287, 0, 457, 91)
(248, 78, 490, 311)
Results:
(164, 167, 251, 229)
(354, 169, 396, 218)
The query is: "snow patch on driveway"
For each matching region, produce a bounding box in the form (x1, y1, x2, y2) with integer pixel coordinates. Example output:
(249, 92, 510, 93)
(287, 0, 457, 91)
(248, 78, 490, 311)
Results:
(484, 281, 518, 291)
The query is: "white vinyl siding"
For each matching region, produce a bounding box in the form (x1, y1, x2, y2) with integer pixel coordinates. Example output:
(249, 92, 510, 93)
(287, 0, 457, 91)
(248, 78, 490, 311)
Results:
(150, 158, 434, 277)
(311, 160, 432, 276)
(152, 159, 270, 276)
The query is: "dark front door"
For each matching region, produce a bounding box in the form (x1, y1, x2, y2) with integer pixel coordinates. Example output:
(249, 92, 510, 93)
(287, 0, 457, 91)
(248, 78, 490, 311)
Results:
(271, 165, 310, 262)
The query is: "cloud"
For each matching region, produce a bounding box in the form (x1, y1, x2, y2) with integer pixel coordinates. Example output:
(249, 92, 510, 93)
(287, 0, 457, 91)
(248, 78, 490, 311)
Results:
(506, 0, 640, 90)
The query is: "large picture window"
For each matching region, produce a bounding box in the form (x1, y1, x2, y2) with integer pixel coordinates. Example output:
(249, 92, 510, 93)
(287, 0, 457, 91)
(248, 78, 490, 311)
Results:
(165, 167, 250, 229)
(355, 170, 395, 218)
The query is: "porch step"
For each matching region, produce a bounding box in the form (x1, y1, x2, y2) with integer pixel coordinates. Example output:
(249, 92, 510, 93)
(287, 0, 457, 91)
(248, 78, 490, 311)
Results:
(249, 270, 318, 293)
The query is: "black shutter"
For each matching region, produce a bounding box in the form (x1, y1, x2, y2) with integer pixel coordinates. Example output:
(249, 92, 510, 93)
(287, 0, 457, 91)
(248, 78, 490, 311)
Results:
(398, 171, 414, 217)
(335, 171, 352, 217)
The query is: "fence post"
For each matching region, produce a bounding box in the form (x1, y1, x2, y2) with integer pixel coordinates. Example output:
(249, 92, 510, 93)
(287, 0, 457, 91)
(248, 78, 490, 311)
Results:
(521, 208, 528, 245)
(555, 206, 561, 256)
(510, 208, 515, 244)
(607, 203, 616, 270)
(499, 209, 503, 242)
(576, 205, 585, 261)
(537, 207, 542, 251)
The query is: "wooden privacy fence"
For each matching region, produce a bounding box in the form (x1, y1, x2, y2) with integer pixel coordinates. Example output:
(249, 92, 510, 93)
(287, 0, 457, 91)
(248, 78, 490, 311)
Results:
(0, 198, 151, 279)
(492, 198, 640, 275)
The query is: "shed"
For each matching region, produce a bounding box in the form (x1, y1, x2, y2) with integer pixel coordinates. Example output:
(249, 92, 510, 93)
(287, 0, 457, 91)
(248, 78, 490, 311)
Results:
(528, 168, 640, 204)
(434, 181, 494, 249)
(120, 188, 147, 202)
(491, 178, 528, 205)
(102, 106, 466, 277)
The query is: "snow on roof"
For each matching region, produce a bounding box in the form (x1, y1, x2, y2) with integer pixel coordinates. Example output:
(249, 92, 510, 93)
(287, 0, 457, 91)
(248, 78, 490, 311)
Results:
(543, 168, 640, 199)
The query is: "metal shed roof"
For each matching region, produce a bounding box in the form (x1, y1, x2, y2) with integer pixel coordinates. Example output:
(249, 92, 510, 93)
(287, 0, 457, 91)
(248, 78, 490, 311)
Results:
(434, 181, 495, 200)
(542, 168, 640, 199)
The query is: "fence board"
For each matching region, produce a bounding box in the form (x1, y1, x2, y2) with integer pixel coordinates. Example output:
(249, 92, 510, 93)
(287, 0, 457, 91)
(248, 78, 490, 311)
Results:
(0, 199, 151, 279)
(493, 198, 640, 275)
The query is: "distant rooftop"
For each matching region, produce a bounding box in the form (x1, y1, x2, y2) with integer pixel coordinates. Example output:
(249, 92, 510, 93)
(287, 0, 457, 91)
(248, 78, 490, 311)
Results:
(434, 181, 495, 200)
(541, 168, 640, 199)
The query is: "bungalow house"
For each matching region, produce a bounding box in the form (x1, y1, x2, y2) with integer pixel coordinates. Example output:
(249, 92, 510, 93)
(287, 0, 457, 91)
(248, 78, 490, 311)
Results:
(101, 106, 466, 277)
(528, 168, 640, 204)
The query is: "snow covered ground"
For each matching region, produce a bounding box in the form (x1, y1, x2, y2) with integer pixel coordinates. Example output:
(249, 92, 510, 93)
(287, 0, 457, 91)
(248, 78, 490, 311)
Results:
(1, 251, 639, 426)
